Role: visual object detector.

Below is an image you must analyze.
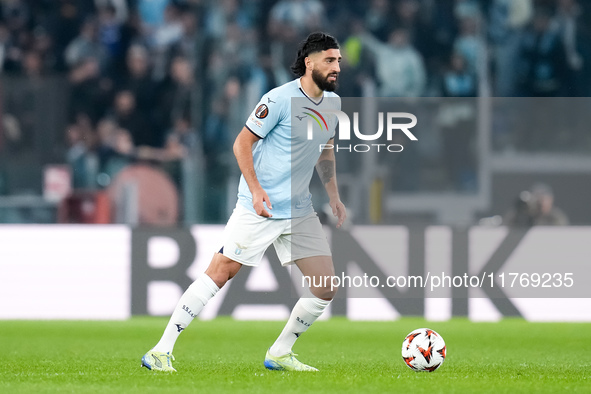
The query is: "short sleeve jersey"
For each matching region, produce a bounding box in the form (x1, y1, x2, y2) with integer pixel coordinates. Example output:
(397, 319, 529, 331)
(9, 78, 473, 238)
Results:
(239, 78, 341, 219)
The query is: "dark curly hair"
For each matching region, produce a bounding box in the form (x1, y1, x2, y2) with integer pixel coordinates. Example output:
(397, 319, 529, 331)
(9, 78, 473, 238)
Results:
(290, 32, 340, 77)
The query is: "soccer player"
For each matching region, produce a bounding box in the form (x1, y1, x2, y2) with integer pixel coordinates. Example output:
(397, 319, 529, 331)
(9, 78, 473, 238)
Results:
(141, 32, 346, 372)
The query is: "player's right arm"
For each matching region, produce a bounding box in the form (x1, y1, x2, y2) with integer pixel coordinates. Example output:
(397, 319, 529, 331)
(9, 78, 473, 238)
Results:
(233, 127, 273, 217)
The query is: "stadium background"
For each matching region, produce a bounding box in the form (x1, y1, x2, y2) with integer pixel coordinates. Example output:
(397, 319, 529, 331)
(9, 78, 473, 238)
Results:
(0, 0, 590, 323)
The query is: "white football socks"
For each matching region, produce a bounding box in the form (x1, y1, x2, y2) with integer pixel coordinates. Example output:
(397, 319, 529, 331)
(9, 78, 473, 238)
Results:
(152, 274, 219, 354)
(268, 296, 331, 357)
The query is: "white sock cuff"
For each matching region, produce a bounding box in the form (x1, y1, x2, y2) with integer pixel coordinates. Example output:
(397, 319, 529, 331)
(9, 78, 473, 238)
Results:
(187, 274, 220, 303)
(199, 274, 220, 292)
(299, 296, 331, 317)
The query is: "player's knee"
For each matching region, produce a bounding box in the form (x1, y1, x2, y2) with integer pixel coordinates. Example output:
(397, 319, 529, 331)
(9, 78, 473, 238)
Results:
(326, 285, 338, 300)
(207, 273, 229, 288)
(205, 254, 242, 288)
(310, 284, 338, 300)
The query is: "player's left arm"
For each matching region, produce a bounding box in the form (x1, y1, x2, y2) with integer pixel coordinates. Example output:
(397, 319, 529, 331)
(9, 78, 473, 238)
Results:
(316, 138, 346, 228)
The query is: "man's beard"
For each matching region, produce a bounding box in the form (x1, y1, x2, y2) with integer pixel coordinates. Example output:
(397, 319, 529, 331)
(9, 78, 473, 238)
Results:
(312, 68, 338, 92)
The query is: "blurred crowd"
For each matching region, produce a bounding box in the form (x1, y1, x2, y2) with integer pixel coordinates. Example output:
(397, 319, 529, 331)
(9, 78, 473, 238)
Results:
(1, 0, 590, 220)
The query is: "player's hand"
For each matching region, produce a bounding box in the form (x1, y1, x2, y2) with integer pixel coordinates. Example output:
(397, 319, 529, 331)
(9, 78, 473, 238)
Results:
(330, 199, 347, 228)
(252, 188, 273, 217)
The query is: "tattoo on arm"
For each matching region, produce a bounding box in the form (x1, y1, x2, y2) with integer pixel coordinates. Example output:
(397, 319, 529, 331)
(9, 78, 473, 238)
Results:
(317, 159, 335, 184)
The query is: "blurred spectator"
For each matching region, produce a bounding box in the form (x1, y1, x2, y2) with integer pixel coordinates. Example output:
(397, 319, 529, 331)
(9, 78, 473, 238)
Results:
(201, 74, 242, 221)
(95, 117, 119, 172)
(97, 5, 123, 65)
(335, 49, 366, 98)
(338, 19, 375, 97)
(503, 183, 569, 226)
(158, 55, 196, 134)
(118, 44, 158, 116)
(64, 18, 109, 70)
(113, 127, 134, 157)
(106, 127, 135, 176)
(203, 76, 239, 161)
(30, 26, 55, 72)
(21, 50, 44, 78)
(68, 56, 112, 122)
(137, 0, 170, 37)
(1, 114, 22, 152)
(109, 89, 156, 147)
(360, 28, 426, 97)
(65, 122, 88, 188)
(439, 53, 478, 191)
(0, 22, 10, 72)
(151, 3, 184, 80)
(488, 0, 533, 96)
(65, 120, 96, 188)
(1, 26, 27, 73)
(393, 0, 435, 64)
(164, 116, 198, 157)
(158, 115, 198, 185)
(503, 190, 535, 226)
(95, 117, 135, 181)
(267, 0, 324, 71)
(118, 8, 143, 54)
(217, 22, 258, 80)
(95, 120, 135, 185)
(47, 0, 89, 72)
(2, 0, 32, 66)
(529, 183, 569, 225)
(203, 0, 226, 39)
(441, 52, 477, 97)
(518, 7, 568, 96)
(168, 7, 204, 74)
(453, 15, 486, 76)
(153, 3, 183, 49)
(455, 0, 482, 20)
(269, 0, 324, 37)
(363, 0, 392, 42)
(95, 0, 128, 23)
(132, 115, 200, 163)
(2, 0, 30, 32)
(426, 0, 458, 68)
(554, 0, 591, 96)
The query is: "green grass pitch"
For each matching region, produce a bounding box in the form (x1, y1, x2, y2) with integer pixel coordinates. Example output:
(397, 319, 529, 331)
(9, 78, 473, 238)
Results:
(1, 317, 590, 393)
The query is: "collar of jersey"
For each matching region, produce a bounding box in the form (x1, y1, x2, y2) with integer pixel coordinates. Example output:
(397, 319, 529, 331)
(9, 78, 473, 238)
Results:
(297, 78, 324, 106)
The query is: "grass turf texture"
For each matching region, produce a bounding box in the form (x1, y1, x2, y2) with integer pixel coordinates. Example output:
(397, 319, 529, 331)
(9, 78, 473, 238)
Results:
(1, 317, 590, 393)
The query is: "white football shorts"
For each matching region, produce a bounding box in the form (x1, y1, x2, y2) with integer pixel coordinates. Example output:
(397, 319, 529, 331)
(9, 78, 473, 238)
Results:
(220, 204, 332, 266)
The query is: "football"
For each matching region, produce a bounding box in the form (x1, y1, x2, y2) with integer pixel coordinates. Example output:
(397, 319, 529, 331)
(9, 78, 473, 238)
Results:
(401, 328, 446, 372)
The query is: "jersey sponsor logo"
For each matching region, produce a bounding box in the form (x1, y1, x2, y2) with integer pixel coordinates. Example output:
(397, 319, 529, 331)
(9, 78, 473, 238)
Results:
(249, 116, 264, 128)
(255, 104, 269, 119)
(302, 107, 328, 131)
